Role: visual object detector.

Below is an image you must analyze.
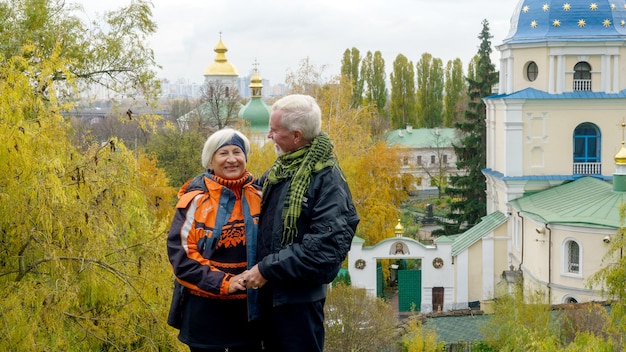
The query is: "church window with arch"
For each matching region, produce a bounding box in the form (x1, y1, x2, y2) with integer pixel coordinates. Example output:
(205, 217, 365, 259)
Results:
(573, 122, 601, 175)
(573, 62, 592, 91)
(564, 239, 581, 274)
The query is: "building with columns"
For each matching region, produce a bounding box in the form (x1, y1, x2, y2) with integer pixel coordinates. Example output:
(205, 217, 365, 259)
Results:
(482, 0, 626, 304)
(349, 0, 626, 311)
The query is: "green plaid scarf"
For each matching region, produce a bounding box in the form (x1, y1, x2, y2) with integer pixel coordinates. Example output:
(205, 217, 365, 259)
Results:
(263, 132, 335, 245)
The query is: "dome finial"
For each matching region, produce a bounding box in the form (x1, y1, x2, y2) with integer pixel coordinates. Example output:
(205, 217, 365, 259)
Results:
(614, 119, 626, 165)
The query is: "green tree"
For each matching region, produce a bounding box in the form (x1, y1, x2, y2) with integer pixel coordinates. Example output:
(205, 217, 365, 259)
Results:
(444, 58, 466, 127)
(360, 51, 372, 102)
(0, 0, 160, 100)
(466, 55, 479, 83)
(143, 126, 206, 187)
(362, 51, 387, 116)
(340, 47, 364, 108)
(168, 98, 195, 123)
(416, 53, 444, 128)
(365, 51, 387, 116)
(589, 204, 626, 348)
(482, 284, 616, 351)
(446, 20, 497, 232)
(482, 285, 561, 351)
(390, 54, 417, 129)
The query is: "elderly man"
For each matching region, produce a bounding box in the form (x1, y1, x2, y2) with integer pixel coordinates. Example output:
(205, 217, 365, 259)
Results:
(244, 94, 359, 352)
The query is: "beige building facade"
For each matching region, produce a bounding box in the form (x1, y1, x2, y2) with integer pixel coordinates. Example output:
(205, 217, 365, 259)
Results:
(482, 0, 626, 304)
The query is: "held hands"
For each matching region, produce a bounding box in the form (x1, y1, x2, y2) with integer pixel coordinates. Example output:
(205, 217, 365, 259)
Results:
(228, 265, 268, 294)
(229, 272, 249, 294)
(243, 265, 267, 290)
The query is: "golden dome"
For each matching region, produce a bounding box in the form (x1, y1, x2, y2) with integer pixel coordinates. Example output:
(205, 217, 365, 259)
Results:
(394, 219, 404, 237)
(203, 37, 239, 76)
(249, 71, 263, 89)
(615, 142, 626, 165)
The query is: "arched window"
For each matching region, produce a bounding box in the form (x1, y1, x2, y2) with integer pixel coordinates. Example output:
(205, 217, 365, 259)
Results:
(566, 240, 580, 273)
(573, 123, 601, 175)
(573, 62, 591, 91)
(564, 297, 578, 304)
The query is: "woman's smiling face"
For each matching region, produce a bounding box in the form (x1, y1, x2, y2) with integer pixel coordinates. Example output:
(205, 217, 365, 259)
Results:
(210, 145, 246, 179)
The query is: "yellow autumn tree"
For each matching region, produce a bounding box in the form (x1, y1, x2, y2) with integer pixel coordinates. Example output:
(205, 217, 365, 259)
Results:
(0, 46, 182, 351)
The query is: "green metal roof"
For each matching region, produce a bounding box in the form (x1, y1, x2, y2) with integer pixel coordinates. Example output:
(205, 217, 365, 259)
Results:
(424, 314, 489, 344)
(386, 128, 458, 148)
(434, 235, 454, 244)
(508, 177, 626, 229)
(451, 212, 508, 256)
(351, 235, 366, 244)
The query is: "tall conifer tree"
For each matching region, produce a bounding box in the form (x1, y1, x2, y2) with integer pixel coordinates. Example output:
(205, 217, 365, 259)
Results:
(445, 19, 498, 232)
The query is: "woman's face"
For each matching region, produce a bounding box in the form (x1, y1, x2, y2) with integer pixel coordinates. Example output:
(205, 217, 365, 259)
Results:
(210, 145, 246, 179)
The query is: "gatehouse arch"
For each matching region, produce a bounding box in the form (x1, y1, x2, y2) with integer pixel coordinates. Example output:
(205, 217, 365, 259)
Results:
(348, 235, 455, 313)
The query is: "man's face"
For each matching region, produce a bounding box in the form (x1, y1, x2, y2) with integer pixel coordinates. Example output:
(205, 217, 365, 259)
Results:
(268, 110, 296, 156)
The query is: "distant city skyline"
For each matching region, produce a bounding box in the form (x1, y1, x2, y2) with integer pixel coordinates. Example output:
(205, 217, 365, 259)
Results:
(80, 0, 517, 85)
(159, 76, 287, 100)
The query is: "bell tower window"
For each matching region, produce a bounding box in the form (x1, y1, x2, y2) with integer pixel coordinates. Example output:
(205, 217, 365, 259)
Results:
(572, 122, 601, 175)
(573, 62, 591, 91)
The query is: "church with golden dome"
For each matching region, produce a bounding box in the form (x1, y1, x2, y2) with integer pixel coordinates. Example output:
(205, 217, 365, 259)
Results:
(178, 35, 270, 134)
(203, 36, 239, 85)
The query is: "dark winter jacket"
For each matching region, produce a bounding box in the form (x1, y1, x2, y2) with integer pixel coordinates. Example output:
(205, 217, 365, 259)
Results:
(256, 163, 359, 307)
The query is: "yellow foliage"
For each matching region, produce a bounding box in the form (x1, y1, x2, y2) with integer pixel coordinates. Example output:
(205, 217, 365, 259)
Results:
(246, 137, 278, 178)
(0, 50, 183, 349)
(402, 317, 445, 352)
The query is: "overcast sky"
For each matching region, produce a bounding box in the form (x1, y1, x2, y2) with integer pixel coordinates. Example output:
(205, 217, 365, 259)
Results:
(81, 0, 519, 85)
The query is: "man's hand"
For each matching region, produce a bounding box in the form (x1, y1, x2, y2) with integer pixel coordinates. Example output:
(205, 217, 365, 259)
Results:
(243, 264, 267, 290)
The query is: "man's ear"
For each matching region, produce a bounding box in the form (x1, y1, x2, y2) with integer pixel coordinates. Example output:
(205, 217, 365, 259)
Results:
(293, 130, 303, 144)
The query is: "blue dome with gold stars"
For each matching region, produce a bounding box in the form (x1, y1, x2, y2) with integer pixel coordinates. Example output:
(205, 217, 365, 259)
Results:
(504, 0, 626, 43)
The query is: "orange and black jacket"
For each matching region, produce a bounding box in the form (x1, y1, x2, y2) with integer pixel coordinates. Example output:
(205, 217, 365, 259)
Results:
(167, 172, 261, 310)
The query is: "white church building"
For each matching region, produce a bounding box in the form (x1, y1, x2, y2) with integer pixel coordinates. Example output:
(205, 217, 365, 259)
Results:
(348, 0, 626, 312)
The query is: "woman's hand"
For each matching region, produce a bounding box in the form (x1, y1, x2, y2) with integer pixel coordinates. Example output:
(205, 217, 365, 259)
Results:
(229, 272, 249, 293)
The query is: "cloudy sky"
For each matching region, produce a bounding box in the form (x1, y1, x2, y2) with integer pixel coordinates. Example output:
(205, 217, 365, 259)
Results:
(81, 0, 519, 85)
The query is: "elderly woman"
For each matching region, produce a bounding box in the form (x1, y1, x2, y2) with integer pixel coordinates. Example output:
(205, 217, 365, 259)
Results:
(167, 128, 262, 352)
